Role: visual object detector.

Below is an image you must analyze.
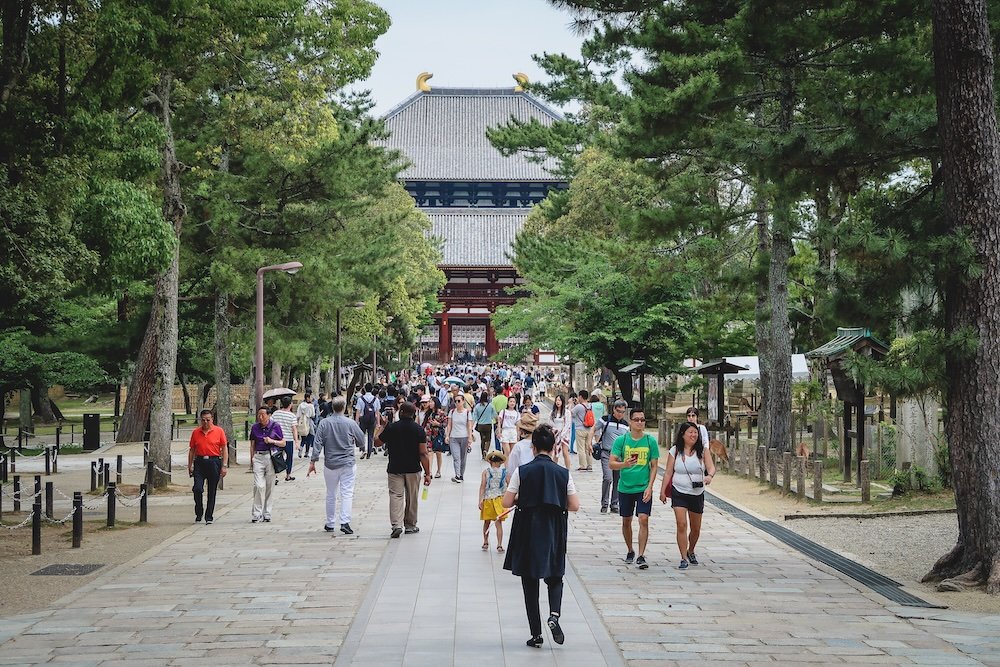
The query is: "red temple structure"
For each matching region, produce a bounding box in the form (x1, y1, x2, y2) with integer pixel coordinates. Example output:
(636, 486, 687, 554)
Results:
(381, 73, 567, 362)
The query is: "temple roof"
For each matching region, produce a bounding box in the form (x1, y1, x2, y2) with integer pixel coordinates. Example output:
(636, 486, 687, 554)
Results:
(427, 208, 526, 267)
(382, 87, 564, 182)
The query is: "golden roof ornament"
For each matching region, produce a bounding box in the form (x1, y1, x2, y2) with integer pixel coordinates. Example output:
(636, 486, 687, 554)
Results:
(416, 72, 433, 92)
(513, 73, 529, 91)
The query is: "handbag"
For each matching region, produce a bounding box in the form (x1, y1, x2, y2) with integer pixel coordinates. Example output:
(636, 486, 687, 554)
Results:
(270, 447, 287, 473)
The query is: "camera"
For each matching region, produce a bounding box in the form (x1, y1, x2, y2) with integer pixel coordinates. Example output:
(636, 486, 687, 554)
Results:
(692, 481, 704, 488)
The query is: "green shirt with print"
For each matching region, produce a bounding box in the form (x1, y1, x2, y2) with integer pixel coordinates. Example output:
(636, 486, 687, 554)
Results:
(611, 433, 660, 494)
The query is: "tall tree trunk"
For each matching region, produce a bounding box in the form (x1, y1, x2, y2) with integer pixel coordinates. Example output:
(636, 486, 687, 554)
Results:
(19, 388, 31, 433)
(117, 306, 159, 442)
(768, 199, 794, 453)
(325, 355, 335, 396)
(270, 360, 282, 388)
(30, 386, 56, 423)
(613, 369, 634, 405)
(214, 290, 235, 463)
(147, 71, 185, 488)
(296, 372, 305, 392)
(753, 192, 772, 450)
(310, 357, 321, 396)
(924, 0, 1000, 594)
(180, 374, 192, 415)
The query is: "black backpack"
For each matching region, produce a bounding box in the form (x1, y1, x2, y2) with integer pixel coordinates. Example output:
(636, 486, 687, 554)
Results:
(359, 396, 377, 427)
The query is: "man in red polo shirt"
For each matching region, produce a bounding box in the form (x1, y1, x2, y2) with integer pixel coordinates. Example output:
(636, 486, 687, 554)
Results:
(187, 409, 229, 524)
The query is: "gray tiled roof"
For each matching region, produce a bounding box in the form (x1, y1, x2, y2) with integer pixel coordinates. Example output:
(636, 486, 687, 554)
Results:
(426, 208, 526, 266)
(382, 87, 563, 181)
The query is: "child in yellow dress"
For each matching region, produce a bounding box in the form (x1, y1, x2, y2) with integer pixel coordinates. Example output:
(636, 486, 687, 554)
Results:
(479, 450, 509, 552)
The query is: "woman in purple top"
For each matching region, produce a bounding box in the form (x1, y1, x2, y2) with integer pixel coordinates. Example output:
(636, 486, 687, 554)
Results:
(249, 406, 284, 522)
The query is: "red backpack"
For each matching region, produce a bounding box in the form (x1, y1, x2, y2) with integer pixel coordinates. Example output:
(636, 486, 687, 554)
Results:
(582, 404, 595, 428)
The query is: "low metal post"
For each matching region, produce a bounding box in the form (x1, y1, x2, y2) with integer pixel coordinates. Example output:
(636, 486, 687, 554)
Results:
(116, 455, 123, 485)
(146, 462, 154, 490)
(768, 448, 778, 488)
(52, 447, 57, 474)
(45, 447, 51, 476)
(97, 458, 104, 487)
(1, 451, 7, 482)
(13, 475, 21, 512)
(113, 419, 118, 440)
(9, 448, 14, 474)
(90, 461, 97, 492)
(106, 483, 116, 527)
(244, 420, 249, 440)
(813, 460, 824, 502)
(55, 426, 61, 451)
(861, 459, 871, 503)
(70, 423, 76, 445)
(72, 492, 83, 548)
(34, 474, 41, 499)
(45, 481, 53, 518)
(796, 456, 806, 499)
(32, 501, 41, 555)
(139, 483, 148, 523)
(17, 427, 23, 450)
(103, 463, 110, 489)
(782, 451, 792, 494)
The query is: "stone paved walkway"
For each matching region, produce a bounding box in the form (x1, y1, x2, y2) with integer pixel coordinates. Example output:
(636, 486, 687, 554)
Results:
(1, 433, 999, 666)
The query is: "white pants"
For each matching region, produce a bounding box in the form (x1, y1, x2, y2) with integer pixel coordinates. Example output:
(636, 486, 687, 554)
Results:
(251, 452, 275, 520)
(323, 464, 356, 528)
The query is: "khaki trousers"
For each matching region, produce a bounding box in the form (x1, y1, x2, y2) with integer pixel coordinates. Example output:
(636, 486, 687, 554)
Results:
(388, 472, 421, 529)
(576, 429, 593, 469)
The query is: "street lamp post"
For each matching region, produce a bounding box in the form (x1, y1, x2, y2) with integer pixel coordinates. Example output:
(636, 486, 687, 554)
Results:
(255, 261, 303, 408)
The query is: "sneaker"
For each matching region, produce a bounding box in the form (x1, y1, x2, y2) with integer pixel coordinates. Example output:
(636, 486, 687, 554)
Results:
(600, 506, 608, 513)
(262, 517, 271, 522)
(340, 523, 353, 535)
(636, 555, 648, 569)
(391, 527, 403, 538)
(624, 551, 635, 564)
(205, 520, 213, 525)
(679, 559, 689, 570)
(251, 517, 260, 523)
(451, 476, 460, 483)
(324, 525, 337, 532)
(610, 505, 619, 513)
(547, 614, 564, 645)
(195, 516, 202, 523)
(526, 635, 544, 648)
(688, 552, 699, 565)
(404, 526, 419, 534)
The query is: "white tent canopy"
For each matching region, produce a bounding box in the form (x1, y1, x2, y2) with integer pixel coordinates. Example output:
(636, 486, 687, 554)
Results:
(685, 355, 811, 381)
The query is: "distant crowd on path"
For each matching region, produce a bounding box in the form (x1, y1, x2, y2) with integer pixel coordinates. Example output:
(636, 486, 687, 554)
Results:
(192, 362, 717, 649)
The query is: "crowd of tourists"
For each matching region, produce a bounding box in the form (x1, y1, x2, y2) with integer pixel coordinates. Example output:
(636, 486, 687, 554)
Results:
(188, 362, 717, 648)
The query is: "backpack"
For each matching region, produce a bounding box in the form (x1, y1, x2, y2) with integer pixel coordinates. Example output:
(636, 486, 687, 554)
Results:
(582, 404, 595, 428)
(359, 396, 377, 427)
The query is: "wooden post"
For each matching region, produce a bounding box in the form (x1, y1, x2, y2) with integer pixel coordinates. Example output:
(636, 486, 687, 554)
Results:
(757, 445, 766, 481)
(106, 483, 116, 527)
(861, 459, 870, 503)
(45, 481, 53, 518)
(90, 461, 98, 492)
(856, 402, 865, 488)
(13, 475, 21, 512)
(52, 447, 57, 474)
(139, 483, 148, 523)
(72, 492, 83, 548)
(813, 460, 823, 501)
(103, 463, 110, 489)
(9, 449, 14, 473)
(97, 458, 104, 488)
(782, 452, 791, 494)
(32, 501, 41, 555)
(796, 456, 806, 499)
(44, 447, 51, 476)
(116, 455, 123, 485)
(768, 448, 778, 488)
(843, 401, 853, 483)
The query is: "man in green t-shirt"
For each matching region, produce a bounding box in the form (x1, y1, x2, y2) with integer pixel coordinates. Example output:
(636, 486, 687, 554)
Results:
(609, 406, 659, 570)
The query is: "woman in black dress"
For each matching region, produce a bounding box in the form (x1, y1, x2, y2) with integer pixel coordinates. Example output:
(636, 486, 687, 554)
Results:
(502, 424, 581, 648)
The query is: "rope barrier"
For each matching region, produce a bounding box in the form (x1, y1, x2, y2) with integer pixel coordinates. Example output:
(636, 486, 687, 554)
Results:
(0, 487, 43, 501)
(150, 464, 175, 476)
(0, 448, 49, 459)
(0, 513, 35, 530)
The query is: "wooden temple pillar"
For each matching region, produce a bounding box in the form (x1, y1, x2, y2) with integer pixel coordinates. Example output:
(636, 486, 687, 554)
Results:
(438, 316, 452, 362)
(486, 319, 499, 357)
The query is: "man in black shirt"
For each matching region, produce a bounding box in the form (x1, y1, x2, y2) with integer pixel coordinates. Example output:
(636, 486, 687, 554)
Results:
(375, 401, 432, 538)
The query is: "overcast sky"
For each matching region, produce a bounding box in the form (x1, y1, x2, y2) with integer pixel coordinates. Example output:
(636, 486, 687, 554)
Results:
(359, 1, 585, 116)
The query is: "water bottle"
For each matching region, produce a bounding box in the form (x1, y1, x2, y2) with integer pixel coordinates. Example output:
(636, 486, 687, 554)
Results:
(421, 486, 429, 500)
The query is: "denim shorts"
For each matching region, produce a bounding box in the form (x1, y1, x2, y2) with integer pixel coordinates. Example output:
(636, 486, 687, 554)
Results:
(618, 491, 652, 517)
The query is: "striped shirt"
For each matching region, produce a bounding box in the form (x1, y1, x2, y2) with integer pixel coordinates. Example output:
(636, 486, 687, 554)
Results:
(271, 409, 297, 442)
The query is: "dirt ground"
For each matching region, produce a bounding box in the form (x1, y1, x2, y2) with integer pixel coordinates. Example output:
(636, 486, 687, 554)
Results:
(709, 472, 1000, 615)
(0, 441, 255, 617)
